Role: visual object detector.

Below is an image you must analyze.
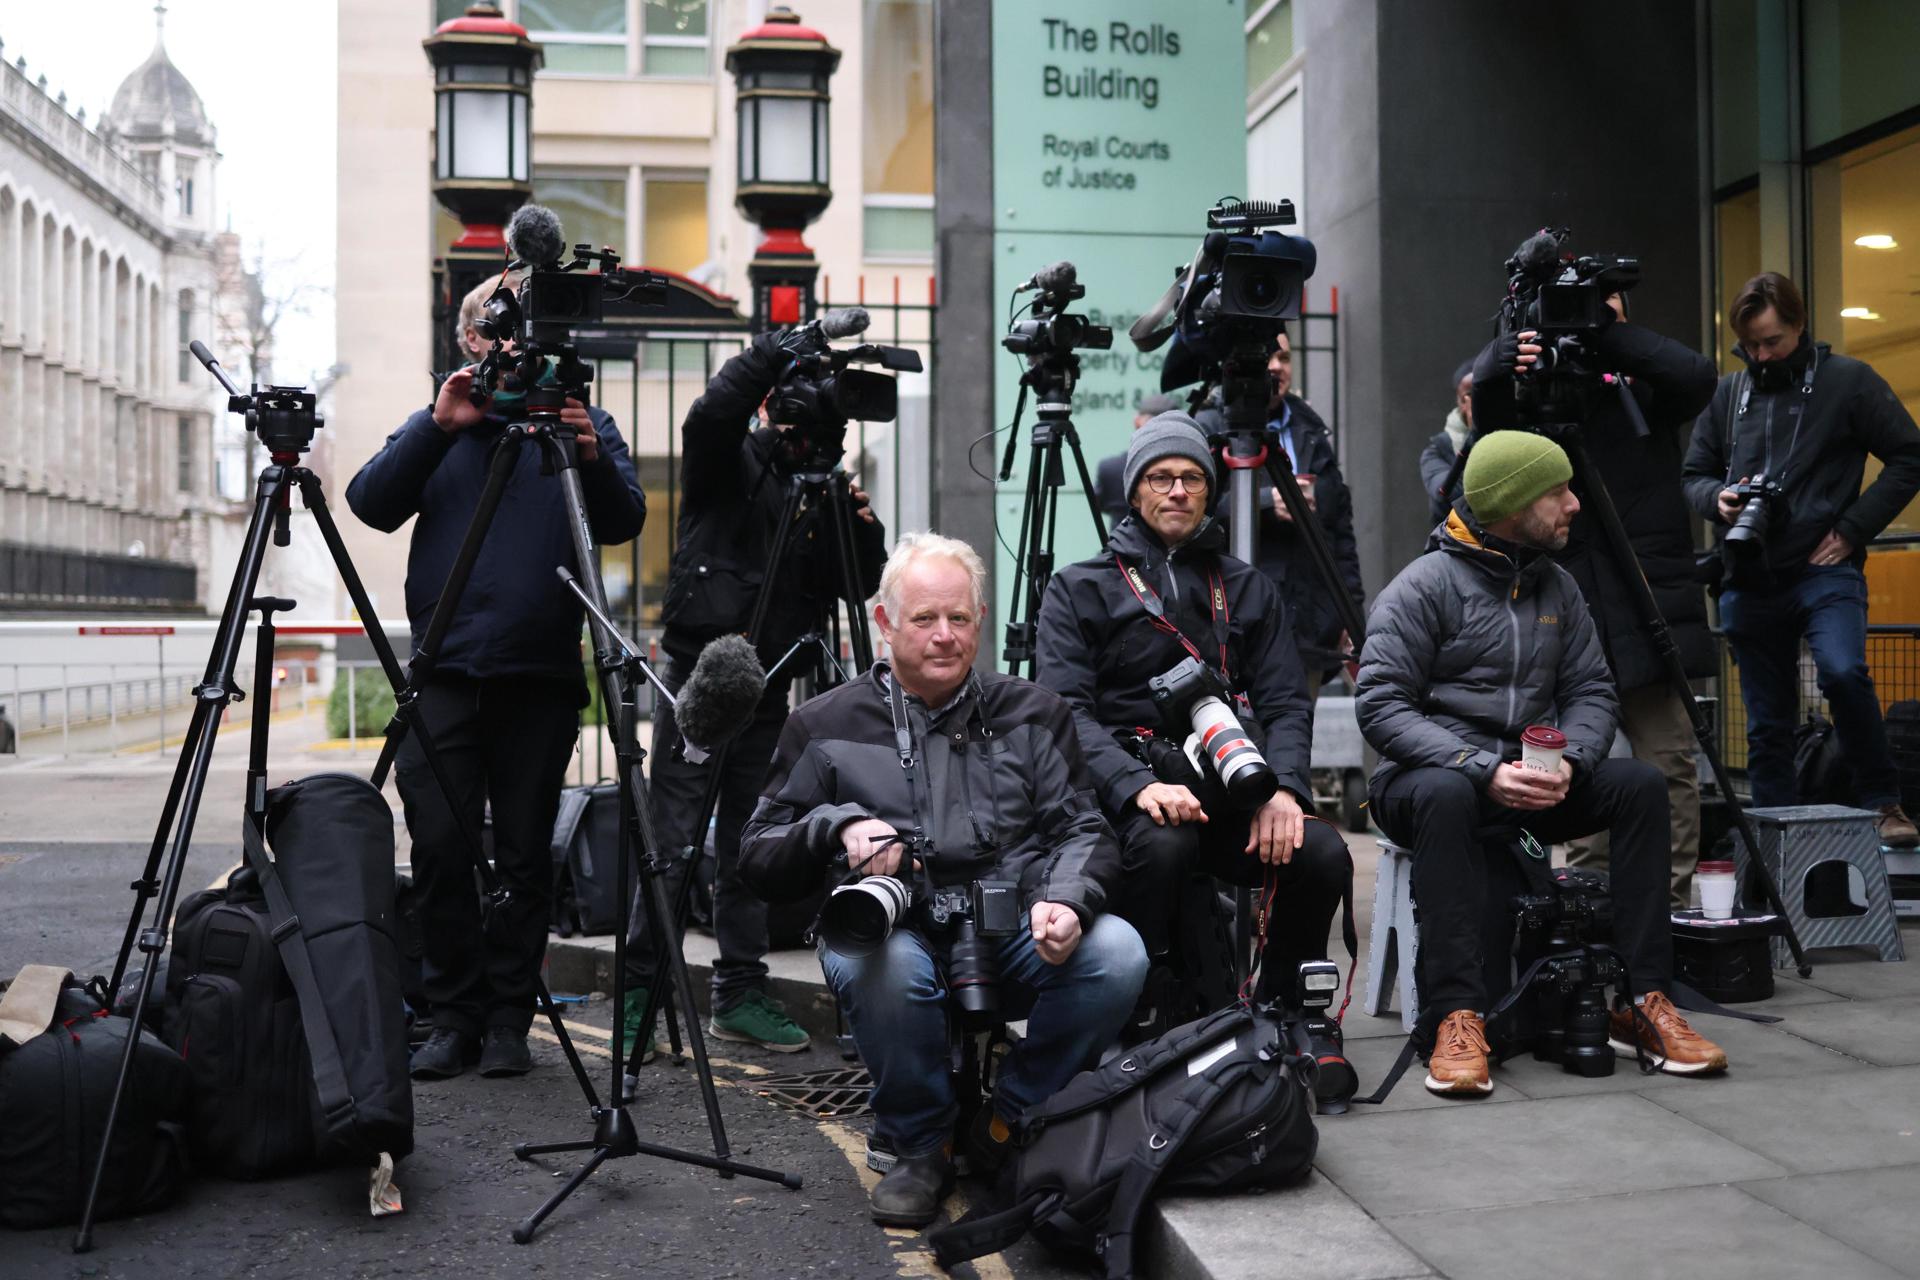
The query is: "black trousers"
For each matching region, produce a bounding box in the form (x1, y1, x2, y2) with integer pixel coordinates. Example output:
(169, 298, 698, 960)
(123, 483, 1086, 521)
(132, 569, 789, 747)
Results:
(622, 664, 787, 1011)
(394, 674, 579, 1036)
(1370, 760, 1674, 1018)
(1113, 807, 1352, 1005)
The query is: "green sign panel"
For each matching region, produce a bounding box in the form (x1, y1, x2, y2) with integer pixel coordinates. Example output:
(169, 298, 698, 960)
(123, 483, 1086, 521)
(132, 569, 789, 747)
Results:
(988, 0, 1248, 636)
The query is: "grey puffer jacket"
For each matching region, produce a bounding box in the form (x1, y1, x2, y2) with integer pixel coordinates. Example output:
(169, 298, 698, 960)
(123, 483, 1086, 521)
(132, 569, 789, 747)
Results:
(739, 665, 1120, 926)
(1356, 508, 1619, 795)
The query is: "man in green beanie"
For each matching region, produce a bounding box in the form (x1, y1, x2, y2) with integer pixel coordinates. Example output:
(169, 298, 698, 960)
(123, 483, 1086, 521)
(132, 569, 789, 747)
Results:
(1355, 430, 1729, 1097)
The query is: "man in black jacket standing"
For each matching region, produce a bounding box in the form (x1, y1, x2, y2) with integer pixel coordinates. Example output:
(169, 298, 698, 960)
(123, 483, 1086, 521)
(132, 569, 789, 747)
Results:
(622, 331, 888, 1064)
(346, 273, 646, 1080)
(1035, 412, 1352, 1027)
(1685, 271, 1920, 846)
(1472, 290, 1720, 905)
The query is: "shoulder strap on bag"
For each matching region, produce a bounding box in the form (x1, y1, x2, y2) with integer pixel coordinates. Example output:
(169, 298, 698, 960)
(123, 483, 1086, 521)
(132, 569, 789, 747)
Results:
(928, 1188, 1062, 1269)
(240, 814, 359, 1145)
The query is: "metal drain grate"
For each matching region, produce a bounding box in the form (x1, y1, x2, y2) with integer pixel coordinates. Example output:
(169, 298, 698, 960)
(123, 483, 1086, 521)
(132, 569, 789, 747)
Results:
(752, 1065, 873, 1118)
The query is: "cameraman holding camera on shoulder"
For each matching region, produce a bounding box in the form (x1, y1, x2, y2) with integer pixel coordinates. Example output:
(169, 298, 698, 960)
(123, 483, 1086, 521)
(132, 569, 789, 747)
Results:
(346, 269, 646, 1080)
(1685, 272, 1920, 845)
(1359, 432, 1728, 1097)
(620, 325, 889, 1065)
(740, 534, 1145, 1227)
(1035, 413, 1353, 1032)
(1471, 279, 1719, 905)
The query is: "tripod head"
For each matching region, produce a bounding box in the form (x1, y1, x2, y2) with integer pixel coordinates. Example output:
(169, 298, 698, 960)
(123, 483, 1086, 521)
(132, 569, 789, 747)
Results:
(191, 340, 322, 460)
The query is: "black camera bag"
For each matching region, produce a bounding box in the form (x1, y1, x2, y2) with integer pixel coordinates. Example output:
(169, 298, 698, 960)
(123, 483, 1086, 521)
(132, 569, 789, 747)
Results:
(0, 968, 192, 1229)
(551, 781, 624, 935)
(168, 773, 413, 1175)
(929, 1004, 1317, 1279)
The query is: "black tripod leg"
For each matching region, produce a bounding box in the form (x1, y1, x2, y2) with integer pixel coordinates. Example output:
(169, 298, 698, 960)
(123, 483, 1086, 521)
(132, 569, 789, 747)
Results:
(76, 468, 291, 1253)
(825, 479, 874, 669)
(512, 1145, 611, 1245)
(1062, 419, 1109, 546)
(105, 697, 214, 1000)
(1261, 455, 1367, 646)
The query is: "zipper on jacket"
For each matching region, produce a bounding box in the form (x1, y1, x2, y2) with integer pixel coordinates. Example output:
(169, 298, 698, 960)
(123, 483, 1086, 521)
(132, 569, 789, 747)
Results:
(1506, 573, 1523, 731)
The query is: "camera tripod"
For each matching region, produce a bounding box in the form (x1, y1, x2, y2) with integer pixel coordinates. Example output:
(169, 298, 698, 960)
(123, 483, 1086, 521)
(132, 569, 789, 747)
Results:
(356, 384, 801, 1243)
(75, 348, 501, 1250)
(621, 445, 879, 1081)
(1487, 380, 1811, 975)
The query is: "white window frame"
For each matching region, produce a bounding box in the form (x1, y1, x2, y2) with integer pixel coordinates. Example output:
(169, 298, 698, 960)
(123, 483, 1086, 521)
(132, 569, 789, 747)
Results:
(862, 193, 935, 264)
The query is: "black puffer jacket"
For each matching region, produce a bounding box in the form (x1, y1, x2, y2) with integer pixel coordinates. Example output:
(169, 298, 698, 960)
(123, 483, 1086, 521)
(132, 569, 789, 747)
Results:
(1357, 508, 1619, 795)
(659, 335, 888, 670)
(1684, 336, 1920, 577)
(1035, 513, 1315, 815)
(1197, 395, 1363, 665)
(1473, 319, 1719, 687)
(739, 666, 1120, 925)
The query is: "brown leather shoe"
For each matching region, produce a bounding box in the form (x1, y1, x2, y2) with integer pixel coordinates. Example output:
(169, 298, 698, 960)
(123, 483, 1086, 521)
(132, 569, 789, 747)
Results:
(1876, 804, 1920, 849)
(1608, 992, 1728, 1075)
(1424, 1010, 1493, 1096)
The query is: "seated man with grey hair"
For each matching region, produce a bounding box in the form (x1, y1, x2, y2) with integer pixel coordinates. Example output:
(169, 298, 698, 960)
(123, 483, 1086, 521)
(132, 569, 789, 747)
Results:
(741, 532, 1147, 1228)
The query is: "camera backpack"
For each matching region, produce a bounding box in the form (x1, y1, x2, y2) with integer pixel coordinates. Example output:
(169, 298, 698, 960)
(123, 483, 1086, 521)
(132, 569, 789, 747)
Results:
(168, 773, 413, 1176)
(928, 1004, 1318, 1279)
(0, 966, 192, 1229)
(551, 781, 625, 935)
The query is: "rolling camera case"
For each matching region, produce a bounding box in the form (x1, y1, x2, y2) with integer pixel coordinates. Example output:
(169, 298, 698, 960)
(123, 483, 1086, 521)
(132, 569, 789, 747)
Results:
(169, 772, 413, 1175)
(0, 967, 192, 1229)
(929, 1004, 1317, 1280)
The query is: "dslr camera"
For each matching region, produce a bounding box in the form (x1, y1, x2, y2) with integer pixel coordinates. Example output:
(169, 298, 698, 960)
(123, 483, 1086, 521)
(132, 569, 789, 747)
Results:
(1722, 473, 1786, 588)
(1148, 657, 1279, 811)
(1509, 867, 1623, 1078)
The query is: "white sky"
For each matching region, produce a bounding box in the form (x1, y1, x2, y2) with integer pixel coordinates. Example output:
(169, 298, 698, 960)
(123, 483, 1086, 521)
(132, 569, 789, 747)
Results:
(0, 0, 337, 384)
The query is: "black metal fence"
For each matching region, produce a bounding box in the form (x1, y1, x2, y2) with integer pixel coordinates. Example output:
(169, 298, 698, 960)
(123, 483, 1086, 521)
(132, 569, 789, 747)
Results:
(0, 542, 198, 611)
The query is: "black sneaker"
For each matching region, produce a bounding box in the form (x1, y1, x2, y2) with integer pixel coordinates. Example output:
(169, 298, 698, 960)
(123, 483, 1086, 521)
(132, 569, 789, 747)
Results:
(410, 1027, 477, 1080)
(477, 1027, 533, 1078)
(868, 1149, 954, 1227)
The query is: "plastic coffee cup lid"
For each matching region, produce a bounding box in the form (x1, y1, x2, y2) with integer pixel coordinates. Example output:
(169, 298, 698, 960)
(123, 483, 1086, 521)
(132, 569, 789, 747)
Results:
(1696, 860, 1736, 874)
(1521, 725, 1567, 750)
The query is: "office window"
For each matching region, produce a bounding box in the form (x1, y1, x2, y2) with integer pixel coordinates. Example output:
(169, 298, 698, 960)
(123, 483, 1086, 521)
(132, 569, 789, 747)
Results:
(862, 0, 933, 258)
(1245, 0, 1294, 98)
(522, 0, 627, 75)
(532, 171, 628, 259)
(643, 0, 710, 76)
(177, 289, 193, 382)
(433, 0, 467, 25)
(177, 416, 195, 493)
(642, 177, 708, 274)
(1711, 188, 1761, 372)
(1803, 0, 1920, 150)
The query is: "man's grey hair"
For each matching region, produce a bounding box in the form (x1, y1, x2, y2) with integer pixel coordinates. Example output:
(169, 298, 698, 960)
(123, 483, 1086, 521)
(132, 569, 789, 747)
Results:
(876, 532, 988, 617)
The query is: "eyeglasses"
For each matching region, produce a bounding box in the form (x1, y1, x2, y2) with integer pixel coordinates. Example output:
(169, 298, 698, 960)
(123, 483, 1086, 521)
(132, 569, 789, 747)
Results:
(1144, 471, 1209, 495)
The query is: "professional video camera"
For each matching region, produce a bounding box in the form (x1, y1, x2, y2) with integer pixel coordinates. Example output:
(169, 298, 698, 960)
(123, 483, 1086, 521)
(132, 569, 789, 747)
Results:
(1499, 227, 1641, 423)
(468, 204, 668, 408)
(1722, 473, 1786, 588)
(768, 308, 923, 469)
(1003, 261, 1112, 362)
(1148, 656, 1279, 812)
(817, 842, 1022, 1023)
(1507, 867, 1624, 1078)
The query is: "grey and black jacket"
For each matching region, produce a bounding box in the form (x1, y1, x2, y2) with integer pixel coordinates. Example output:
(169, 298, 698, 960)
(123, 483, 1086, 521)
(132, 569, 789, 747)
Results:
(739, 665, 1120, 927)
(1356, 508, 1619, 795)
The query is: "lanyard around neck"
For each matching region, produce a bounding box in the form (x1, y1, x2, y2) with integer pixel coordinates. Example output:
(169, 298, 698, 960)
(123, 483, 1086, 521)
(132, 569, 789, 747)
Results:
(1114, 553, 1232, 683)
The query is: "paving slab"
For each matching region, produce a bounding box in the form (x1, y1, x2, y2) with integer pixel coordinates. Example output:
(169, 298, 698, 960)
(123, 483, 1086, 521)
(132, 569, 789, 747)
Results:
(1741, 1163, 1920, 1278)
(1147, 1173, 1434, 1280)
(1794, 950, 1918, 1002)
(1379, 1184, 1903, 1280)
(1337, 1029, 1537, 1114)
(1315, 1092, 1786, 1215)
(1769, 995, 1920, 1066)
(1645, 1064, 1920, 1175)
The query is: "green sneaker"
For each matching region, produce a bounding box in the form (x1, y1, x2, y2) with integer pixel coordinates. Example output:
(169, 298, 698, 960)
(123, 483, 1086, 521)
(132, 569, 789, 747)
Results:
(619, 987, 659, 1066)
(708, 990, 811, 1053)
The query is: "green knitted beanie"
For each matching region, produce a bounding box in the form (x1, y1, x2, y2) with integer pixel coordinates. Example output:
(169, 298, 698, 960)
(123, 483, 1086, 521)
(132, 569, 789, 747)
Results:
(1462, 431, 1573, 525)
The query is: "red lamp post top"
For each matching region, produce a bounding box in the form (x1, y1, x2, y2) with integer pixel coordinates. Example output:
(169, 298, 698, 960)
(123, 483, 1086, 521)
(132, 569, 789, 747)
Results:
(726, 5, 840, 70)
(432, 5, 530, 39)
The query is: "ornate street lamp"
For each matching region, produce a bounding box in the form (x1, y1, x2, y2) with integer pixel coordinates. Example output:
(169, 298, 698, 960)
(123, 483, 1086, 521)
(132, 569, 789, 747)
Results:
(726, 6, 840, 331)
(424, 3, 542, 371)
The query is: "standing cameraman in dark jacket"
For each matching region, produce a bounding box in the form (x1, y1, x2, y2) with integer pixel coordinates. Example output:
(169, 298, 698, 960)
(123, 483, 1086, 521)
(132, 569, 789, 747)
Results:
(1472, 289, 1719, 905)
(621, 328, 889, 1064)
(1684, 271, 1920, 845)
(346, 270, 646, 1080)
(1035, 413, 1352, 1028)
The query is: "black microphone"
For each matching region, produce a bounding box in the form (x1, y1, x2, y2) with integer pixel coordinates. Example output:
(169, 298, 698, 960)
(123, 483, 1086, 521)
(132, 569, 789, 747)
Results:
(1509, 227, 1565, 280)
(505, 203, 567, 268)
(1014, 261, 1077, 295)
(673, 634, 768, 761)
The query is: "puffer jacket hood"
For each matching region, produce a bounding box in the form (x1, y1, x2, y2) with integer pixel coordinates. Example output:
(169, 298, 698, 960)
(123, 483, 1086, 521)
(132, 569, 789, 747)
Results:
(1357, 506, 1619, 795)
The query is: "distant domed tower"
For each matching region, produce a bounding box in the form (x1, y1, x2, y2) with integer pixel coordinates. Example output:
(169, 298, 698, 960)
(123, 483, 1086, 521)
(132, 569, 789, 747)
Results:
(103, 2, 218, 236)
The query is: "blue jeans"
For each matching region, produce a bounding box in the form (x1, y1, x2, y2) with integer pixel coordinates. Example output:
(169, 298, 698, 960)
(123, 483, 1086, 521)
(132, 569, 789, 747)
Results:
(1720, 564, 1900, 808)
(819, 915, 1148, 1159)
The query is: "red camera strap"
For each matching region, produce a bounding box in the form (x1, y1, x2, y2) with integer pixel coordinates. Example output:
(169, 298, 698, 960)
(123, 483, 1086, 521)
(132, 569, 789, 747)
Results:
(1113, 554, 1232, 684)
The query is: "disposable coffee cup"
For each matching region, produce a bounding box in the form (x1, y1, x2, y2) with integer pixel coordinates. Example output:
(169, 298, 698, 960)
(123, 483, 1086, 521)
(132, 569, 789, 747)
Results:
(1520, 725, 1567, 774)
(1697, 859, 1737, 920)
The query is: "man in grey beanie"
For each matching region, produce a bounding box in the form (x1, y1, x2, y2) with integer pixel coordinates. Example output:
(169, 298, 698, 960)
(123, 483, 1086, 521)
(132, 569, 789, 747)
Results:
(1035, 410, 1352, 1065)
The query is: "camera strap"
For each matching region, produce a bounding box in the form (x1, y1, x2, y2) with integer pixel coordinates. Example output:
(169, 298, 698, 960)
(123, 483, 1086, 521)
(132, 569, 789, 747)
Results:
(884, 666, 929, 851)
(1113, 555, 1233, 686)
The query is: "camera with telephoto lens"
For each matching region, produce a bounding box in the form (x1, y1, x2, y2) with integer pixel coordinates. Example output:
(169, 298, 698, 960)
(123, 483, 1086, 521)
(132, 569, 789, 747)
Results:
(1290, 959, 1356, 1115)
(1509, 867, 1622, 1077)
(768, 313, 923, 471)
(1722, 473, 1786, 587)
(1149, 657, 1279, 812)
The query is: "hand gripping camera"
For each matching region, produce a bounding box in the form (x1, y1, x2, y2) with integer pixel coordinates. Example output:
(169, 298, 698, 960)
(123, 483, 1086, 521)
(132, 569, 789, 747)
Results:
(1499, 226, 1641, 425)
(1721, 473, 1786, 588)
(1149, 657, 1279, 812)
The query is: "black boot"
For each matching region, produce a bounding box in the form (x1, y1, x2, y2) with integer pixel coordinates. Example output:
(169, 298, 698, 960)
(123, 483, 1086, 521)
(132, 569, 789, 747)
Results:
(477, 1027, 533, 1078)
(410, 1027, 477, 1080)
(868, 1149, 954, 1227)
